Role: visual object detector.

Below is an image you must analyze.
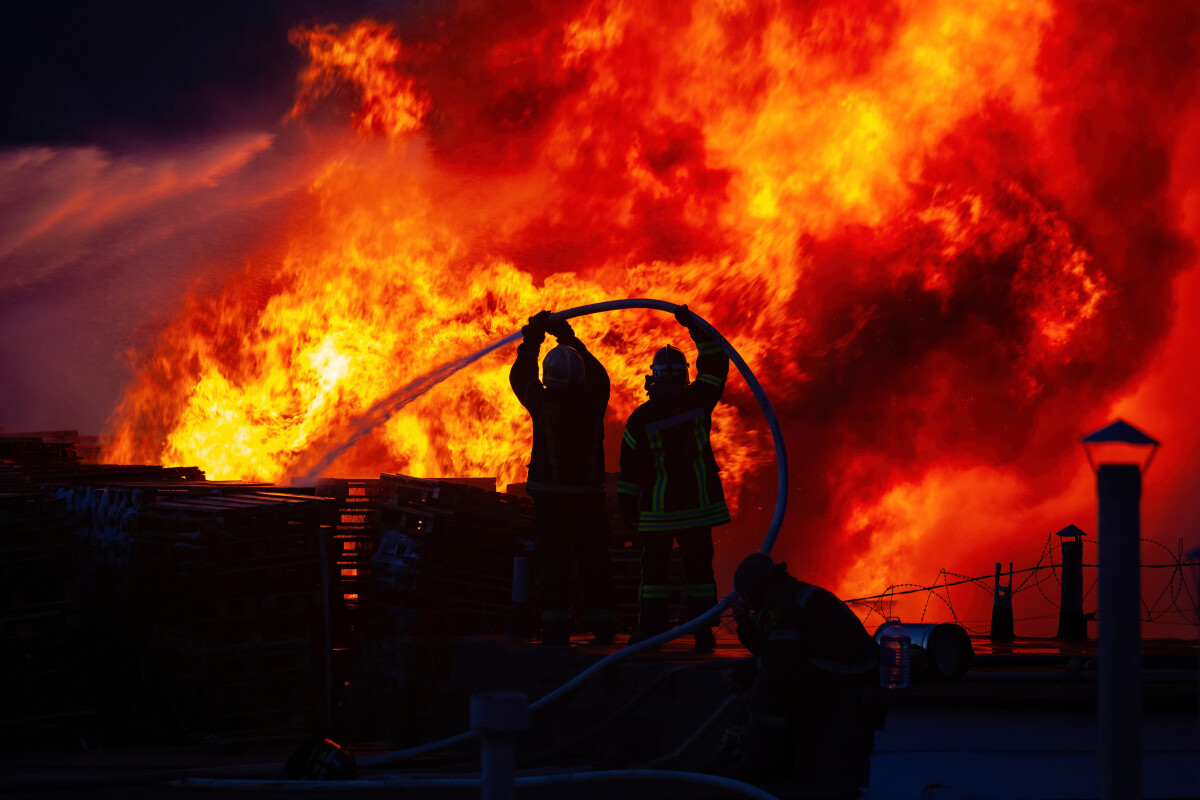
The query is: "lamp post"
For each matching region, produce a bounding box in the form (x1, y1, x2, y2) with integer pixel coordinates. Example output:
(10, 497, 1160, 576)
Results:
(1081, 419, 1159, 800)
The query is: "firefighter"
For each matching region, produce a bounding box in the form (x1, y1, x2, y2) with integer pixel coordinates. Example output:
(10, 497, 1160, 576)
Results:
(725, 552, 878, 781)
(510, 310, 615, 645)
(618, 304, 728, 652)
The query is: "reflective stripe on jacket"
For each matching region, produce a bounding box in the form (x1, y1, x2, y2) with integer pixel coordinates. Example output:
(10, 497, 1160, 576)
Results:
(618, 326, 730, 531)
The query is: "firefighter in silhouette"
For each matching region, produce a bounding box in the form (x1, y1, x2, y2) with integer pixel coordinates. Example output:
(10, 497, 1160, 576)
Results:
(721, 552, 878, 781)
(510, 310, 615, 645)
(618, 304, 728, 652)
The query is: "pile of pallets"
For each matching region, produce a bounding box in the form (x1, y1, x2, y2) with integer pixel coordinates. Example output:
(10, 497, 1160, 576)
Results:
(315, 474, 533, 740)
(112, 489, 335, 740)
(0, 490, 90, 746)
(313, 477, 386, 652)
(315, 474, 538, 642)
(2, 435, 336, 746)
(371, 473, 534, 639)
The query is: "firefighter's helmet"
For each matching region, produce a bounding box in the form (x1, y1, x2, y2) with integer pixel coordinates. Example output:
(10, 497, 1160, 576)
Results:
(651, 345, 689, 380)
(542, 344, 585, 389)
(734, 552, 785, 608)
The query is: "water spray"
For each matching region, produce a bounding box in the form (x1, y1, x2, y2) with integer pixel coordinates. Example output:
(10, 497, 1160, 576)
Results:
(245, 298, 790, 784)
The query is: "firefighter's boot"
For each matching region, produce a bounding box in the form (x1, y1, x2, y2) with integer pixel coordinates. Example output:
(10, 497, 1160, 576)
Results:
(628, 592, 669, 647)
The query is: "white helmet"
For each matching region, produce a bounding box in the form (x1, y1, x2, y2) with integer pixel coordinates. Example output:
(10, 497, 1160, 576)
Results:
(542, 345, 585, 389)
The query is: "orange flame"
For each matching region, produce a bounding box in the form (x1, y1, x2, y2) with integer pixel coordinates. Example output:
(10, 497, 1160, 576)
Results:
(105, 0, 1195, 620)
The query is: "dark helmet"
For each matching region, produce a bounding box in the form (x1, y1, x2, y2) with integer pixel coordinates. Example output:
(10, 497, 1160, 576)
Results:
(542, 344, 585, 389)
(651, 345, 689, 380)
(734, 551, 785, 608)
(645, 344, 688, 399)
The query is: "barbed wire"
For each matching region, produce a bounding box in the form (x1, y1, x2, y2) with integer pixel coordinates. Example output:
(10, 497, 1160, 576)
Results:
(846, 534, 1200, 636)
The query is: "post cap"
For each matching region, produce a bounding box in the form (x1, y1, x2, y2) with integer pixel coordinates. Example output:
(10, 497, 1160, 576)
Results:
(1054, 524, 1086, 541)
(1081, 419, 1160, 474)
(470, 692, 528, 732)
(1081, 419, 1159, 446)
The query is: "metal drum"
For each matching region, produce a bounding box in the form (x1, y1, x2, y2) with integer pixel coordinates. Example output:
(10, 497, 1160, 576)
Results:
(874, 622, 974, 682)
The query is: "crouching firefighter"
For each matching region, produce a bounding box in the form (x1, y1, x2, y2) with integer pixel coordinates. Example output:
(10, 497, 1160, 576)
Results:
(618, 304, 729, 652)
(510, 310, 616, 645)
(725, 552, 879, 782)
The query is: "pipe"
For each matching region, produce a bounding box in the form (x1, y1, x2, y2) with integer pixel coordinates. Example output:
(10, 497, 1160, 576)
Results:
(174, 768, 780, 799)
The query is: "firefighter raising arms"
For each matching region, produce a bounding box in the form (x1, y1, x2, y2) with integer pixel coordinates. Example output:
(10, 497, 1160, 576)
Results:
(509, 310, 616, 646)
(618, 304, 730, 652)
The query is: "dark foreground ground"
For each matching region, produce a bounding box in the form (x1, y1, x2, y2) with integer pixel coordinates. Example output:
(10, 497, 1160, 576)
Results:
(2, 631, 1198, 800)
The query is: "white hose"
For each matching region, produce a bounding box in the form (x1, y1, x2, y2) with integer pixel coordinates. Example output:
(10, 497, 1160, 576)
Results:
(174, 768, 779, 798)
(184, 298, 789, 790)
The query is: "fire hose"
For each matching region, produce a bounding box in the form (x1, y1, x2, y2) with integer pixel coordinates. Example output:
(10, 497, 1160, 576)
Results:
(181, 298, 789, 792)
(356, 298, 788, 763)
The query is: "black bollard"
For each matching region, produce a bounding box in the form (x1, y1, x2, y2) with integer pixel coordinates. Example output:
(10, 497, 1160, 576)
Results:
(1056, 524, 1087, 640)
(989, 561, 1014, 642)
(1097, 464, 1142, 800)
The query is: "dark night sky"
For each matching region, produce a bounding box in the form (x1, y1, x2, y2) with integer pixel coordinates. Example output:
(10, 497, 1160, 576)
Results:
(0, 1, 388, 149)
(0, 1, 413, 434)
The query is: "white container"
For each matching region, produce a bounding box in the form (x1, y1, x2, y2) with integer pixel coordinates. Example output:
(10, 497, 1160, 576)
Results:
(876, 618, 911, 689)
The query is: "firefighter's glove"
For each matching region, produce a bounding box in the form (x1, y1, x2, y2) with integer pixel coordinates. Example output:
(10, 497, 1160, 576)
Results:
(674, 303, 695, 329)
(546, 316, 574, 339)
(522, 310, 552, 342)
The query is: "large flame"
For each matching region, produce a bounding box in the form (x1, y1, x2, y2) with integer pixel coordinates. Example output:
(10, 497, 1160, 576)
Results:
(105, 0, 1198, 626)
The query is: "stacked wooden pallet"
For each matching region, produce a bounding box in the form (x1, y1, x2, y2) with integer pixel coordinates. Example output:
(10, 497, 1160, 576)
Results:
(372, 472, 535, 639)
(312, 477, 385, 647)
(0, 490, 90, 746)
(114, 489, 335, 741)
(1, 429, 334, 745)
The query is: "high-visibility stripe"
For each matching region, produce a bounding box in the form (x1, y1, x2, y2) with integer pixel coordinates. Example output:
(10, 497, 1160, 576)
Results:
(623, 429, 637, 448)
(639, 502, 730, 521)
(697, 373, 722, 386)
(686, 583, 717, 597)
(617, 480, 640, 496)
(639, 506, 731, 531)
(640, 585, 671, 599)
(697, 341, 722, 355)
